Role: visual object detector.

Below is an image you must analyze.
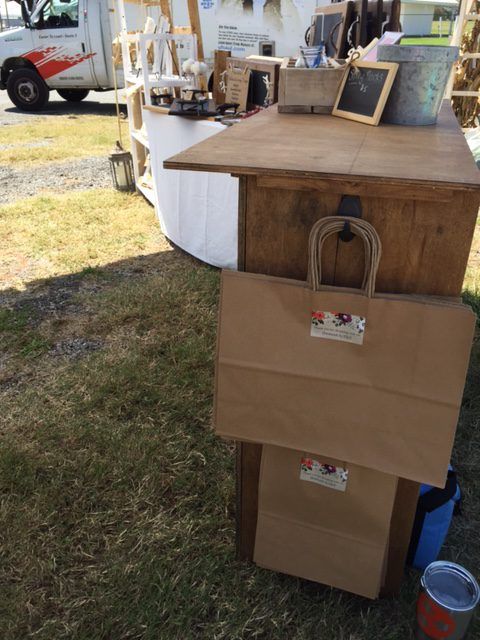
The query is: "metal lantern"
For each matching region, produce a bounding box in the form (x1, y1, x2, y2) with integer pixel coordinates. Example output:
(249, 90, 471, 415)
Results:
(109, 141, 135, 192)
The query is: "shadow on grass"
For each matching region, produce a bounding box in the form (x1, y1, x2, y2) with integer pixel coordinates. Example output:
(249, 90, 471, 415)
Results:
(0, 247, 193, 376)
(3, 97, 127, 119)
(0, 258, 479, 640)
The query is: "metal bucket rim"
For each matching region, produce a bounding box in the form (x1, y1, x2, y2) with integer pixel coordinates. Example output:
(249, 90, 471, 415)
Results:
(383, 44, 458, 50)
(422, 561, 480, 612)
(377, 44, 459, 63)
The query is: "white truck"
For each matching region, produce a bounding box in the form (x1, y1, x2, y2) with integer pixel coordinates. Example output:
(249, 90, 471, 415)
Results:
(0, 0, 138, 110)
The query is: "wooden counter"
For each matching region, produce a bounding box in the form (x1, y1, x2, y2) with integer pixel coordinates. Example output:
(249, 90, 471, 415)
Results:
(164, 103, 480, 595)
(165, 103, 479, 190)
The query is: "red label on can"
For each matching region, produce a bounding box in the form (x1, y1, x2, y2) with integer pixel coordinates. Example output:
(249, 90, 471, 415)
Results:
(417, 592, 456, 639)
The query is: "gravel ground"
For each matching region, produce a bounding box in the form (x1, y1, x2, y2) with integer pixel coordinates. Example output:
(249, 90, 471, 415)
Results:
(0, 156, 112, 203)
(48, 337, 104, 358)
(0, 91, 123, 202)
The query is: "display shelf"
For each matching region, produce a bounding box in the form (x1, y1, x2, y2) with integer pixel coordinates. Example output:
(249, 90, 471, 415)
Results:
(136, 180, 155, 204)
(147, 76, 191, 89)
(131, 128, 149, 148)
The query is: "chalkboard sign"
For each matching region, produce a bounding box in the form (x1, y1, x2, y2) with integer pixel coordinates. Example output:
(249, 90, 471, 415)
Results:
(332, 61, 398, 126)
(311, 2, 353, 59)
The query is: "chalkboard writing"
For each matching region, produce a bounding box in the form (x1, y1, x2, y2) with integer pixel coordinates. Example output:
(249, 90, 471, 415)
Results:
(337, 67, 390, 117)
(332, 61, 398, 126)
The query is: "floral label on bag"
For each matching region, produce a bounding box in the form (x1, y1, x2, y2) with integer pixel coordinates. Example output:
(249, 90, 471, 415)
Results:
(311, 311, 365, 345)
(300, 458, 349, 491)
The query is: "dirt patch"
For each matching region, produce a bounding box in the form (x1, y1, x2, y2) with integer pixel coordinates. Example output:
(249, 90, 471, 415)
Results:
(48, 337, 104, 358)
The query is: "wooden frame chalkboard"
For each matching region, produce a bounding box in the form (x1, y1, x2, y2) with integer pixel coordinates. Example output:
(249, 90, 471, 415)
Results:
(312, 2, 354, 59)
(332, 61, 398, 126)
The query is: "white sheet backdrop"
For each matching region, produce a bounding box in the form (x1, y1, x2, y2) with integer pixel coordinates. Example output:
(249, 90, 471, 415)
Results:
(143, 111, 239, 269)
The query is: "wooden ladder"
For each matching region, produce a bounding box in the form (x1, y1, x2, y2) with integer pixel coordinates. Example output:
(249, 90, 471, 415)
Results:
(114, 0, 206, 202)
(446, 0, 480, 99)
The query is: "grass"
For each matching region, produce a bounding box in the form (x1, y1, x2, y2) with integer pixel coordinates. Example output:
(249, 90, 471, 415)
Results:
(401, 18, 454, 46)
(431, 19, 453, 37)
(0, 114, 129, 165)
(402, 37, 451, 46)
(0, 255, 423, 640)
(0, 107, 479, 638)
(0, 189, 162, 290)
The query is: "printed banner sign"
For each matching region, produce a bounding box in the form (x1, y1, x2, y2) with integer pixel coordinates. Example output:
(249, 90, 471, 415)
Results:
(173, 0, 322, 59)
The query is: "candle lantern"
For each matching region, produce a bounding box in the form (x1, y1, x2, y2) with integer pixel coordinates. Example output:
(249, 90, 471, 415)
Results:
(109, 141, 135, 192)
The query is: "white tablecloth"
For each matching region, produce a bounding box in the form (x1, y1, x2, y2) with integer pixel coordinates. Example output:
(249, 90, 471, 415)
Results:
(143, 111, 239, 269)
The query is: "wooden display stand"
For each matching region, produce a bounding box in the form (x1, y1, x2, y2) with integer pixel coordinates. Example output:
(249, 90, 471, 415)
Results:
(115, 0, 206, 203)
(164, 103, 480, 594)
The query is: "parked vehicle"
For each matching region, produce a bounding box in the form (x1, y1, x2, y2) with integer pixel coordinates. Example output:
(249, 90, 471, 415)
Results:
(0, 0, 143, 111)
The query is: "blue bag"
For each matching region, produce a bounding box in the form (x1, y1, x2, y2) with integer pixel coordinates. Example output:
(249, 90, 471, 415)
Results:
(407, 467, 461, 571)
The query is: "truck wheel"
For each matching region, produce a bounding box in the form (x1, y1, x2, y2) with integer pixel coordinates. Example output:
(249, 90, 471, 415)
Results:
(57, 89, 90, 102)
(7, 68, 49, 112)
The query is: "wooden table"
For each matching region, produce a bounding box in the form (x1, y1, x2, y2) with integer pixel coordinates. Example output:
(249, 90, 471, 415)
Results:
(164, 103, 480, 594)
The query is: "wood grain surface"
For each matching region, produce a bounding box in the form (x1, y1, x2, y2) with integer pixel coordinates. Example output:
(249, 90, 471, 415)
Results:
(164, 102, 480, 189)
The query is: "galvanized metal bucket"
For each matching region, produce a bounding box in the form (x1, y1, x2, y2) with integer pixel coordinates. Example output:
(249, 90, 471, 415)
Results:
(377, 45, 459, 126)
(416, 561, 480, 640)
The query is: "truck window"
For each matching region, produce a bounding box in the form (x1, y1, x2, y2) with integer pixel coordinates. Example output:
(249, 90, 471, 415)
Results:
(36, 0, 79, 29)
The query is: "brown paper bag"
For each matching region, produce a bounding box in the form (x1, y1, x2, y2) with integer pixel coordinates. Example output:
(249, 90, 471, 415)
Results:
(214, 217, 476, 487)
(254, 445, 398, 598)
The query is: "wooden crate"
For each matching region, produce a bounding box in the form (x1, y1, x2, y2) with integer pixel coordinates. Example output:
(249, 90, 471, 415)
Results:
(226, 56, 283, 108)
(278, 58, 347, 114)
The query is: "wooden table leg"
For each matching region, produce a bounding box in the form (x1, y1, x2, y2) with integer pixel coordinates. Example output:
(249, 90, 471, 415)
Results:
(381, 478, 420, 595)
(236, 442, 262, 561)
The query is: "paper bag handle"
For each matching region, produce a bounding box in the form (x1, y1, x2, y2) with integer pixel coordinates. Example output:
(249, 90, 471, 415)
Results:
(307, 216, 382, 297)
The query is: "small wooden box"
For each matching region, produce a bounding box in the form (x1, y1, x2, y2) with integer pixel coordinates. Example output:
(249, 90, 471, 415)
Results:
(278, 58, 347, 114)
(226, 56, 283, 108)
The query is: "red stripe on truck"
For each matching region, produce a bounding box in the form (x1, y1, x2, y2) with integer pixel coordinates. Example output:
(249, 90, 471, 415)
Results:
(22, 46, 96, 80)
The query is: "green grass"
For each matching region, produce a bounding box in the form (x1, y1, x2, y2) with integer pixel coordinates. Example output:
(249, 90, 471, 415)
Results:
(431, 19, 453, 36)
(0, 189, 163, 290)
(1, 247, 479, 639)
(401, 18, 454, 46)
(0, 260, 416, 640)
(402, 37, 451, 46)
(0, 308, 51, 357)
(0, 115, 129, 165)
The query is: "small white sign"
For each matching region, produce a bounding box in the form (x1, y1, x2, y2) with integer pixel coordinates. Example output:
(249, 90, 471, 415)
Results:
(311, 311, 366, 345)
(300, 458, 349, 492)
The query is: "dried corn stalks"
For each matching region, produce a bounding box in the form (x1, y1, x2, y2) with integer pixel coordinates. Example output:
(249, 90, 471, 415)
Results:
(452, 1, 480, 127)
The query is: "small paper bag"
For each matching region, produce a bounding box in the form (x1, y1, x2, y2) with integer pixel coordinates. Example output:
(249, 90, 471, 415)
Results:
(254, 445, 398, 598)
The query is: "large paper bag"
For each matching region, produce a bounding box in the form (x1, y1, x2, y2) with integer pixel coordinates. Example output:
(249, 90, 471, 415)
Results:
(214, 217, 475, 487)
(254, 445, 398, 598)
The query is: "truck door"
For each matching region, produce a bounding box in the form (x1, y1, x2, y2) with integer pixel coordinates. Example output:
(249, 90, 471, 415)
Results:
(25, 0, 98, 88)
(84, 0, 110, 87)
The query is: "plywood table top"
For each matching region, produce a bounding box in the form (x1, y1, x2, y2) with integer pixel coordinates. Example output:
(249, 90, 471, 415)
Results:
(163, 102, 480, 190)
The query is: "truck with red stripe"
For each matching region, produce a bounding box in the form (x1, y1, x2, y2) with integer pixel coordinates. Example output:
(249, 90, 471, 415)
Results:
(0, 0, 148, 111)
